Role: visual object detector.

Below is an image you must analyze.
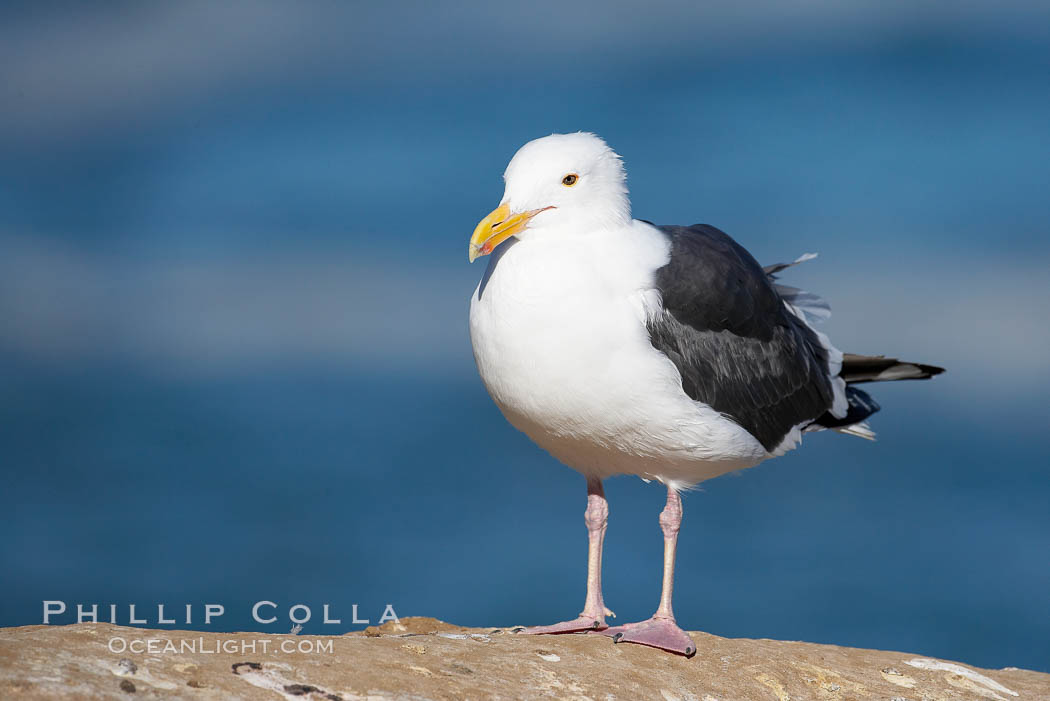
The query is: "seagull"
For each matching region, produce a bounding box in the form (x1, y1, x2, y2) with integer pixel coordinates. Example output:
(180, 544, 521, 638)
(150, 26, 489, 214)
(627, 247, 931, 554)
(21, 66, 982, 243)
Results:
(467, 132, 943, 656)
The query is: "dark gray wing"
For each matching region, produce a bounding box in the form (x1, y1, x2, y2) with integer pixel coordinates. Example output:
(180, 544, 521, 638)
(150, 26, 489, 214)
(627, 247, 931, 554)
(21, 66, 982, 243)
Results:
(647, 224, 836, 452)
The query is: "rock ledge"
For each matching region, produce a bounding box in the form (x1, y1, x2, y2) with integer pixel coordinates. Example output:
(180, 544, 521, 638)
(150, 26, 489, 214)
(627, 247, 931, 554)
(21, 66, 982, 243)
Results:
(1, 617, 1047, 700)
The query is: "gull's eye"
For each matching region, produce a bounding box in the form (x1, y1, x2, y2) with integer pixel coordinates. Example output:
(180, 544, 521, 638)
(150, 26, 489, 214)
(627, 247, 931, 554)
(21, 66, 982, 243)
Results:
(562, 173, 579, 187)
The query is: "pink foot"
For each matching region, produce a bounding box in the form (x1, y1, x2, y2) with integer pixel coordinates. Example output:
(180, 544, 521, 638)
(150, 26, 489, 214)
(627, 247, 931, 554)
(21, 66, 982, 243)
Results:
(601, 616, 696, 656)
(516, 614, 608, 634)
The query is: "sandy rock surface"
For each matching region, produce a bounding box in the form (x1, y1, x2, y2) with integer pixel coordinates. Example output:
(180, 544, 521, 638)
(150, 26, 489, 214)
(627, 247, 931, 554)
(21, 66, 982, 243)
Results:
(1, 617, 1047, 700)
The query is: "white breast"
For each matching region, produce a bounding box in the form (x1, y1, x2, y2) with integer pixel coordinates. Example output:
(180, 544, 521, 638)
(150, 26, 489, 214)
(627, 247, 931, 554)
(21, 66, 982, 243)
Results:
(468, 221, 768, 488)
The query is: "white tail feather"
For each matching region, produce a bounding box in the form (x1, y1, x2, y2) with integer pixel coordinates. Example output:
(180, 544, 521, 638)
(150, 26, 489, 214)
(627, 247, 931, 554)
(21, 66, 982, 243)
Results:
(834, 422, 877, 441)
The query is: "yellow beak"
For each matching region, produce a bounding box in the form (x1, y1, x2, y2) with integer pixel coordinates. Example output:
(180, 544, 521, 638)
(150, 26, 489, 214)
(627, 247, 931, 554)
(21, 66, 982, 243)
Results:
(468, 203, 551, 262)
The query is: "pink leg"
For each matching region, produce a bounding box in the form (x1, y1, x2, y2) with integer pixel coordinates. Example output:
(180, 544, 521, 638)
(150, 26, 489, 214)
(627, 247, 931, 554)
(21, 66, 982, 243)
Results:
(601, 486, 696, 656)
(519, 478, 614, 634)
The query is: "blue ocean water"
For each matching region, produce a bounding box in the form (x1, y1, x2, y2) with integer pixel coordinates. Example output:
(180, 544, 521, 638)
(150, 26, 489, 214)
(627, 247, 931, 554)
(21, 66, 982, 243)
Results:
(1, 4, 1048, 674)
(2, 360, 1048, 671)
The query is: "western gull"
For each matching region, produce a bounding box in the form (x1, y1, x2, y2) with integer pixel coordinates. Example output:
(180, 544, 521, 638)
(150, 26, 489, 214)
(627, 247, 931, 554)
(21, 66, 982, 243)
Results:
(467, 132, 944, 656)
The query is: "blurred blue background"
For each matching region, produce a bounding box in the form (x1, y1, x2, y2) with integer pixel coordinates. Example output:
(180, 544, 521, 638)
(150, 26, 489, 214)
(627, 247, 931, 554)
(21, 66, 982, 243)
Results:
(2, 1, 1049, 673)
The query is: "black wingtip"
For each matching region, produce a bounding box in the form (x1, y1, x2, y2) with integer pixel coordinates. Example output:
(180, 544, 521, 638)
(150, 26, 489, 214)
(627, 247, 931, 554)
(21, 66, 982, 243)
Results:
(918, 362, 946, 377)
(841, 354, 946, 384)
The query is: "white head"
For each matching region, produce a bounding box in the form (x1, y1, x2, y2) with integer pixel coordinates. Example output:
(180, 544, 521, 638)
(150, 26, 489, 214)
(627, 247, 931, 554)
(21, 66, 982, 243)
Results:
(469, 133, 631, 262)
